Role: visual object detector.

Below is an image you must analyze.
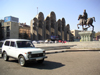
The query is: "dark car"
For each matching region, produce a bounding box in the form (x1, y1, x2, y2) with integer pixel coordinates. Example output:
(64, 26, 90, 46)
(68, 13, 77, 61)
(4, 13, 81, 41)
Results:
(0, 41, 4, 53)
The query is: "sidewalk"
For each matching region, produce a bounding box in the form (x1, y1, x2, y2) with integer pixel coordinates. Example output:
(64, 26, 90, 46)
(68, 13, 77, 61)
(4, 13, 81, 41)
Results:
(34, 41, 100, 54)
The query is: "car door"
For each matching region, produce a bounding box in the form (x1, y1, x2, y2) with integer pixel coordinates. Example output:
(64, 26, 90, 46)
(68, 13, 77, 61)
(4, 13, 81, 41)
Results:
(4, 41, 10, 56)
(9, 41, 17, 58)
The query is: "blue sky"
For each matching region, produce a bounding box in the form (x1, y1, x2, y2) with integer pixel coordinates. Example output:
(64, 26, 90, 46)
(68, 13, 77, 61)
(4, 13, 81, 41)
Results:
(0, 0, 100, 32)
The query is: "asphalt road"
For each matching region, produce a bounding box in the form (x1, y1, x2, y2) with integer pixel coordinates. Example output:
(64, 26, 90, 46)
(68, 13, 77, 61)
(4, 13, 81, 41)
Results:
(0, 51, 100, 75)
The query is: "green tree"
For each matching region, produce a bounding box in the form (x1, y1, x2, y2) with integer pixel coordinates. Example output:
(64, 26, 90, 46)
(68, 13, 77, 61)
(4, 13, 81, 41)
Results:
(23, 32, 28, 39)
(95, 32, 100, 37)
(0, 23, 3, 40)
(19, 33, 22, 39)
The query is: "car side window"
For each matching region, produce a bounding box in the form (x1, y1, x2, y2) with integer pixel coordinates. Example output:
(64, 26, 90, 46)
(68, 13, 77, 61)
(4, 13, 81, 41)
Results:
(5, 41, 10, 46)
(10, 41, 16, 47)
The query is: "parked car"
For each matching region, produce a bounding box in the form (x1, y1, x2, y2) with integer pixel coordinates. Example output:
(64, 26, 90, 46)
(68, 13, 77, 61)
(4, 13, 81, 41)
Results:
(49, 41, 53, 43)
(32, 41, 37, 44)
(37, 40, 44, 43)
(44, 40, 47, 43)
(58, 40, 62, 43)
(2, 39, 47, 66)
(62, 40, 67, 43)
(0, 40, 4, 53)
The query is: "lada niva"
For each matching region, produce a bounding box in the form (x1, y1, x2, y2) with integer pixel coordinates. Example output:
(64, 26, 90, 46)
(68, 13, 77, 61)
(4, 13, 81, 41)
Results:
(2, 39, 47, 66)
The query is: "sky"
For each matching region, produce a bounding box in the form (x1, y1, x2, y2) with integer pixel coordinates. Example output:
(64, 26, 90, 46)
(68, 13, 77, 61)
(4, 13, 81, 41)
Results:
(0, 0, 100, 32)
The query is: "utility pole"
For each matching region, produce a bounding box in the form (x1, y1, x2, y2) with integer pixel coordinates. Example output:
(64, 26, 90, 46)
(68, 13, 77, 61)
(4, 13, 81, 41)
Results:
(37, 7, 38, 15)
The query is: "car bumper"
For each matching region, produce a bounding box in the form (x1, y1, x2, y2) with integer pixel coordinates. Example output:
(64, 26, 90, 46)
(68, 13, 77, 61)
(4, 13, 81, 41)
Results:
(26, 56, 47, 61)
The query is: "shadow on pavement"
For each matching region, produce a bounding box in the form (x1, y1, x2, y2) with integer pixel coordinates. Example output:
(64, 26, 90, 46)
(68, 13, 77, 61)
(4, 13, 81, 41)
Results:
(6, 59, 65, 70)
(0, 57, 2, 59)
(25, 60, 65, 70)
(8, 59, 18, 63)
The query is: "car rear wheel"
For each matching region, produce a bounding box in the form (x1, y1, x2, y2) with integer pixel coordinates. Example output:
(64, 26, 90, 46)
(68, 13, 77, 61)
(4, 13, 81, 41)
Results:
(18, 56, 26, 66)
(3, 52, 9, 61)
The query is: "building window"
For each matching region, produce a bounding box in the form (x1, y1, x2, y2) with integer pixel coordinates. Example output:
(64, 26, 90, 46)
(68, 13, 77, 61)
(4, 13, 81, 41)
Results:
(6, 32, 10, 37)
(7, 22, 10, 25)
(6, 26, 10, 32)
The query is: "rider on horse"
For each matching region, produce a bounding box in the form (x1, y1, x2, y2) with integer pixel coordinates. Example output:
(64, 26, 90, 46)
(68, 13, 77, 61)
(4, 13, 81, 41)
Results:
(82, 9, 88, 24)
(77, 9, 95, 31)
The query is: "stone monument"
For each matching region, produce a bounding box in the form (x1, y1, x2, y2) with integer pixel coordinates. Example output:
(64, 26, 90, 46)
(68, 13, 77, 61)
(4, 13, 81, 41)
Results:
(77, 9, 96, 41)
(79, 31, 95, 41)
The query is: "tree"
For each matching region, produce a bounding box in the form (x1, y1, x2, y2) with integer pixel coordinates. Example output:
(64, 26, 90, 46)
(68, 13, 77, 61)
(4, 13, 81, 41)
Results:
(19, 33, 23, 39)
(95, 32, 100, 37)
(23, 32, 29, 39)
(0, 23, 3, 40)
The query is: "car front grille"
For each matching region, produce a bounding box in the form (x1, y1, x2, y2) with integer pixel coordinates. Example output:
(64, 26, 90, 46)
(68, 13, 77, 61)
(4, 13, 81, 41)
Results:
(31, 53, 43, 58)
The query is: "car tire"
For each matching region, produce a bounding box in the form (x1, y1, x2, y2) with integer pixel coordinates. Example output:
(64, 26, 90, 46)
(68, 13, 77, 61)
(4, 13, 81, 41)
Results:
(37, 59, 44, 64)
(3, 52, 9, 61)
(18, 56, 26, 67)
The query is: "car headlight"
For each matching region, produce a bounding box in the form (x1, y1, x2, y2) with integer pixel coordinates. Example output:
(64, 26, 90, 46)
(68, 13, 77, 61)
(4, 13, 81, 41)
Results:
(28, 52, 32, 54)
(28, 52, 32, 58)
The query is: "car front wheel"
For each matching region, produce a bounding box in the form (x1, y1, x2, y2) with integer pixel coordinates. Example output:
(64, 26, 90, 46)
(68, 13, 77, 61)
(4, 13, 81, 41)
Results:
(3, 52, 9, 61)
(18, 56, 26, 66)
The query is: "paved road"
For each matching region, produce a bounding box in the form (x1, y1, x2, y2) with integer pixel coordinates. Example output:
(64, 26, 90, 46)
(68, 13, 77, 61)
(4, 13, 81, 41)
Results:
(0, 51, 100, 75)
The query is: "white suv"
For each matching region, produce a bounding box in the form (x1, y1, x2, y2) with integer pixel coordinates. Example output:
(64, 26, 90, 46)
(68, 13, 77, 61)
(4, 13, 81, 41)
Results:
(2, 39, 47, 66)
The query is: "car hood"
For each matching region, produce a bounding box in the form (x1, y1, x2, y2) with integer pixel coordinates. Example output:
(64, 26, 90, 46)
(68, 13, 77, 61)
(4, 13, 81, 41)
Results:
(17, 47, 44, 54)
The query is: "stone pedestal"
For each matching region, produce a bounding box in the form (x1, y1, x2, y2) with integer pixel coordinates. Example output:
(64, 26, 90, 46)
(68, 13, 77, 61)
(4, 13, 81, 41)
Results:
(79, 31, 95, 41)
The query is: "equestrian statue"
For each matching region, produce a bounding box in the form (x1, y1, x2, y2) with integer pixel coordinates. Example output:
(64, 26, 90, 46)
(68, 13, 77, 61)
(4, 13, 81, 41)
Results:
(77, 9, 96, 31)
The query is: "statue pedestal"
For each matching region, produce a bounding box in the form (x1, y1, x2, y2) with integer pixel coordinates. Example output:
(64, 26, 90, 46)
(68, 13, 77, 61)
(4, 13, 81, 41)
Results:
(79, 31, 95, 41)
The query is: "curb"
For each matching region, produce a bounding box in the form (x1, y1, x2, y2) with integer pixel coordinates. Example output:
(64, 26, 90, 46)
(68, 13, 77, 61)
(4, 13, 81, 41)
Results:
(45, 49, 100, 54)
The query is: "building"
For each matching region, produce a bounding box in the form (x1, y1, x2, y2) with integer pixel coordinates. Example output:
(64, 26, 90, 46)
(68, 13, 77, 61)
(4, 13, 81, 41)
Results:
(0, 14, 72, 41)
(71, 30, 81, 41)
(0, 16, 30, 40)
(0, 20, 4, 26)
(64, 24, 71, 41)
(19, 23, 30, 39)
(3, 22, 19, 39)
(3, 16, 19, 39)
(4, 16, 19, 23)
(0, 20, 4, 40)
(96, 35, 100, 41)
(30, 11, 71, 41)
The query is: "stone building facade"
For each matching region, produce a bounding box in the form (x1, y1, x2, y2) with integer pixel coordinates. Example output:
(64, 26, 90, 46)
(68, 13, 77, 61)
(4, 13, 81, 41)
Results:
(30, 11, 71, 41)
(3, 22, 19, 39)
(19, 23, 30, 39)
(0, 20, 31, 40)
(71, 30, 81, 40)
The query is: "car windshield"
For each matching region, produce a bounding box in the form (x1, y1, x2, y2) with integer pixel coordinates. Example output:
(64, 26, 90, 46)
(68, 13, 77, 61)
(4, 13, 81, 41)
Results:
(17, 41, 35, 48)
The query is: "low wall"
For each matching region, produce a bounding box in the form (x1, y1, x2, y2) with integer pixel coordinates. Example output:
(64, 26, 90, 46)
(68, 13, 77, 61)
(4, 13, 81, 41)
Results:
(34, 41, 100, 50)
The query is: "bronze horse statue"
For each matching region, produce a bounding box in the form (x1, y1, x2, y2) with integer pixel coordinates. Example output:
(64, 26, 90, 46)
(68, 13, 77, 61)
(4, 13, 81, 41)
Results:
(77, 15, 95, 31)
